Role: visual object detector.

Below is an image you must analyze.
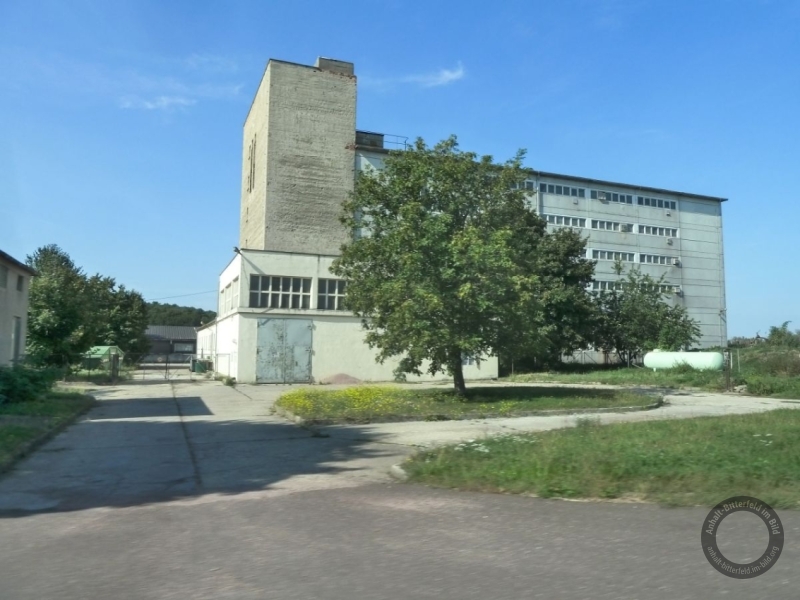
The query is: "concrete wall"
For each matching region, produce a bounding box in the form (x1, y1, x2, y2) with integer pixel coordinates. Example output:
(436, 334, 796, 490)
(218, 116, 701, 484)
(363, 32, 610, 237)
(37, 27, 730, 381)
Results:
(240, 58, 357, 256)
(537, 177, 727, 347)
(0, 257, 32, 366)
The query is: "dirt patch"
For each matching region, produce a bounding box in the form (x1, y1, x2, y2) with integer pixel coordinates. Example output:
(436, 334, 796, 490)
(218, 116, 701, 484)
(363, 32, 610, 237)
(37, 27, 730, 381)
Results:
(320, 373, 363, 385)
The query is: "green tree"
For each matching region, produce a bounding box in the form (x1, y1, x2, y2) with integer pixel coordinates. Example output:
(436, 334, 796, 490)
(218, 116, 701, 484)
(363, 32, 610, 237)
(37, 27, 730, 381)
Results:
(26, 245, 152, 367)
(591, 263, 700, 364)
(766, 322, 800, 348)
(331, 136, 593, 394)
(145, 302, 216, 327)
(25, 245, 92, 368)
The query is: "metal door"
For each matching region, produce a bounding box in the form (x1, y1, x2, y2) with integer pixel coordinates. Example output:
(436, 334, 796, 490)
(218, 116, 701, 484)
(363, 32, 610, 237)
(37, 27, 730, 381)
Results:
(256, 319, 312, 383)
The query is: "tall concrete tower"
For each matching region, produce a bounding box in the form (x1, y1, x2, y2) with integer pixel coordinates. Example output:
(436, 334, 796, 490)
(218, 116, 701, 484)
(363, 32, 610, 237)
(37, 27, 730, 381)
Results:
(239, 57, 357, 255)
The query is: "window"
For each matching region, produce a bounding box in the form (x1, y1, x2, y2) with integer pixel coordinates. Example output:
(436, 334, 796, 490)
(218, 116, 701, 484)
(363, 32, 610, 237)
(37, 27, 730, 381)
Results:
(540, 183, 585, 198)
(225, 284, 232, 313)
(232, 278, 239, 310)
(591, 219, 632, 232)
(592, 250, 635, 262)
(462, 354, 476, 366)
(249, 275, 311, 309)
(639, 225, 678, 237)
(637, 196, 677, 210)
(219, 287, 226, 314)
(640, 254, 678, 265)
(512, 180, 536, 191)
(545, 214, 586, 228)
(318, 278, 347, 310)
(591, 280, 623, 291)
(591, 190, 633, 204)
(0, 265, 7, 288)
(246, 135, 257, 193)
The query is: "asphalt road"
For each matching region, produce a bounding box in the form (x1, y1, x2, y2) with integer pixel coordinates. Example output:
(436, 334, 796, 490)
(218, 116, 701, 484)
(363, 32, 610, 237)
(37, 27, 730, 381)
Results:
(0, 379, 796, 599)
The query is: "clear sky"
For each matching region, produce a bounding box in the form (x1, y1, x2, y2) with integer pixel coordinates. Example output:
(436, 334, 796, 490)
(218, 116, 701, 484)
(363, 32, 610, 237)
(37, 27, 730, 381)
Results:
(1, 0, 798, 337)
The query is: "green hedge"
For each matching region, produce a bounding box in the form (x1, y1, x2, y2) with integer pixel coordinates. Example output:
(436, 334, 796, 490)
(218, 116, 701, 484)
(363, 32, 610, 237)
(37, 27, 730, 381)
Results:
(0, 366, 59, 404)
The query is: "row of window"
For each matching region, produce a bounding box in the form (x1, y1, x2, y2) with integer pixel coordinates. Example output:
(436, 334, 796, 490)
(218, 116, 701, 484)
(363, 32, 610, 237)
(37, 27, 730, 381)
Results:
(591, 190, 635, 205)
(546, 214, 586, 227)
(0, 265, 24, 291)
(540, 183, 678, 211)
(545, 215, 679, 238)
(591, 280, 675, 293)
(539, 183, 587, 198)
(246, 275, 347, 310)
(639, 196, 677, 210)
(640, 253, 679, 265)
(592, 250, 636, 262)
(639, 225, 678, 237)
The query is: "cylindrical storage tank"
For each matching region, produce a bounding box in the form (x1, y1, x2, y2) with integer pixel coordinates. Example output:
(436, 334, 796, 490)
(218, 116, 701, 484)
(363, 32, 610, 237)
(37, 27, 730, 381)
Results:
(643, 351, 724, 371)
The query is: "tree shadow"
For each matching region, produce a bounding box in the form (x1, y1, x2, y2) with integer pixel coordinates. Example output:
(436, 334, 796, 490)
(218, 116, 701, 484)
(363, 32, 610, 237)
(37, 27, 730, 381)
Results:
(0, 394, 395, 517)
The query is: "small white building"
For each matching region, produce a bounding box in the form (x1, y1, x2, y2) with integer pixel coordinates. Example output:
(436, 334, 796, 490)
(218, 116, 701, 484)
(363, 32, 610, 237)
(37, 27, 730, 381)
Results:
(0, 250, 36, 366)
(198, 250, 496, 383)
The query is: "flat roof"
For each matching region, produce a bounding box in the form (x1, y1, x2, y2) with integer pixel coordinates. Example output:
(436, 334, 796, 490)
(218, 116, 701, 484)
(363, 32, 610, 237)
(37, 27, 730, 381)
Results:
(354, 144, 727, 203)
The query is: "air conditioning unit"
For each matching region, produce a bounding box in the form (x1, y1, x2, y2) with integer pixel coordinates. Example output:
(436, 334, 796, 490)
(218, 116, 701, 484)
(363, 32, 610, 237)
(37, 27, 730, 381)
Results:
(671, 258, 681, 266)
(667, 238, 674, 245)
(666, 210, 672, 216)
(598, 192, 608, 202)
(673, 286, 683, 296)
(573, 198, 579, 205)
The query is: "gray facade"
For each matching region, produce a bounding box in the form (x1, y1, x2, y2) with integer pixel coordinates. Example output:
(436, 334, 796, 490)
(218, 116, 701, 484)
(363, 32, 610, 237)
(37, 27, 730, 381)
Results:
(240, 58, 357, 255)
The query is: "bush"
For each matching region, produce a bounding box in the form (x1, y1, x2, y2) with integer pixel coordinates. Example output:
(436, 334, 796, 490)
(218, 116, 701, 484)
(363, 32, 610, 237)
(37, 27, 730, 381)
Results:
(0, 366, 59, 403)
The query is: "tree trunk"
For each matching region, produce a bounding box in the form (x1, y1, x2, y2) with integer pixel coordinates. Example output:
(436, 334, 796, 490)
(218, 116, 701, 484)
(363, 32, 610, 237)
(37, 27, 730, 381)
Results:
(452, 359, 467, 396)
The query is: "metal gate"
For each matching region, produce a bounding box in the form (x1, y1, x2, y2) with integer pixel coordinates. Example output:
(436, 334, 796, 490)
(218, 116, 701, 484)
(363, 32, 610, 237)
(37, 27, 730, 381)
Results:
(256, 318, 312, 383)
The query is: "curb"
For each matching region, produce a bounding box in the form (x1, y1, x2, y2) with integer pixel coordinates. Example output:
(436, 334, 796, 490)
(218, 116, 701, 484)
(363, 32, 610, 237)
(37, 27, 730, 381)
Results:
(389, 464, 409, 481)
(0, 395, 97, 476)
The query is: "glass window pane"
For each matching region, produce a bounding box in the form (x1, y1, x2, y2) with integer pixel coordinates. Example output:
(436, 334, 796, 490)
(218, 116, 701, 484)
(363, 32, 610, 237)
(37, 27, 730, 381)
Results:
(272, 276, 280, 290)
(249, 292, 259, 307)
(318, 295, 326, 309)
(571, 188, 578, 197)
(338, 280, 346, 294)
(555, 185, 563, 195)
(292, 278, 301, 293)
(302, 296, 310, 309)
(540, 183, 547, 192)
(548, 184, 555, 193)
(328, 280, 336, 294)
(591, 190, 597, 199)
(303, 279, 311, 293)
(250, 275, 260, 292)
(282, 278, 291, 292)
(271, 293, 279, 307)
(579, 189, 585, 198)
(291, 295, 300, 309)
(280, 295, 289, 308)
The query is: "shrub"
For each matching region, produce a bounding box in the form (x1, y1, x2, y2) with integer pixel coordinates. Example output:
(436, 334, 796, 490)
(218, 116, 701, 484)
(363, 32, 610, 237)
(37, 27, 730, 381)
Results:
(0, 366, 59, 403)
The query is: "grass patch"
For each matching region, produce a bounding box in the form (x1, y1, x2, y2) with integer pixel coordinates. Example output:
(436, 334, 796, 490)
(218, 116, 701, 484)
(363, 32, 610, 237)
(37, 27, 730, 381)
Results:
(507, 366, 724, 390)
(275, 385, 657, 424)
(405, 409, 800, 508)
(506, 345, 800, 399)
(0, 389, 95, 471)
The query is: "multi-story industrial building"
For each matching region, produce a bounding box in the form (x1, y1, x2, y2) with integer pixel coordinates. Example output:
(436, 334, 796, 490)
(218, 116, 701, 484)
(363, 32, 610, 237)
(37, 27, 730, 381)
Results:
(198, 56, 727, 384)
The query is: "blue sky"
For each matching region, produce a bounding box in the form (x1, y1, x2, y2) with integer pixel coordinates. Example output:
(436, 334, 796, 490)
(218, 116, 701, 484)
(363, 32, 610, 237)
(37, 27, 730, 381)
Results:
(1, 0, 798, 337)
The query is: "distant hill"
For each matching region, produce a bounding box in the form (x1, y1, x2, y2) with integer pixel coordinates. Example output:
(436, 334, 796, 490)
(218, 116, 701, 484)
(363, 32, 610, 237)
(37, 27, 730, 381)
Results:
(146, 302, 216, 327)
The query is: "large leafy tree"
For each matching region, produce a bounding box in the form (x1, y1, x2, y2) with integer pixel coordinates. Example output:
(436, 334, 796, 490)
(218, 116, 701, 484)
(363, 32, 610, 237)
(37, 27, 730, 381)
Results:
(26, 245, 150, 367)
(332, 136, 593, 394)
(26, 245, 92, 367)
(591, 264, 700, 364)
